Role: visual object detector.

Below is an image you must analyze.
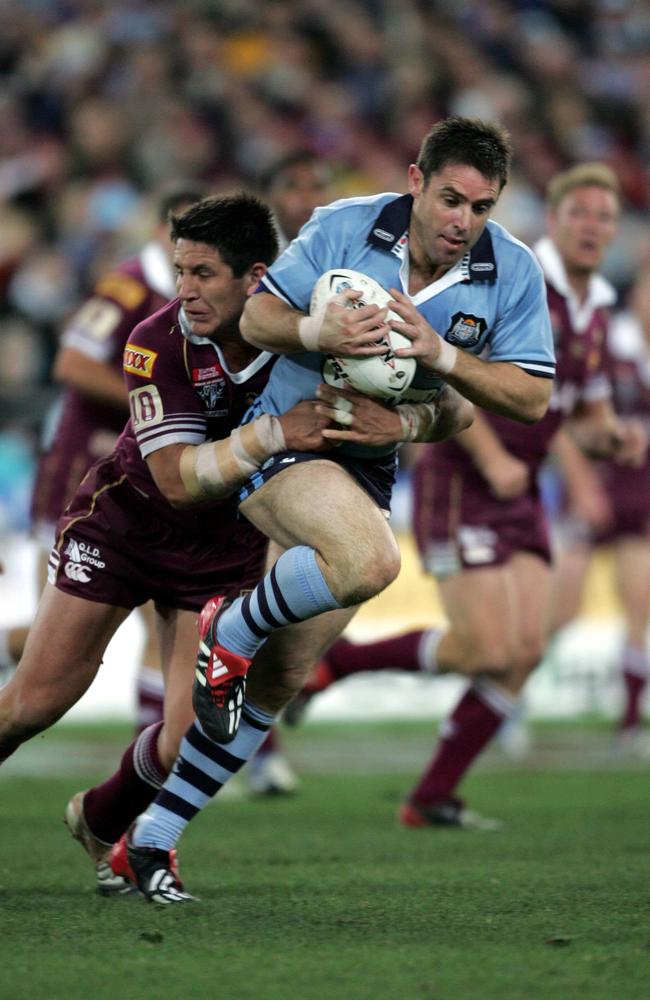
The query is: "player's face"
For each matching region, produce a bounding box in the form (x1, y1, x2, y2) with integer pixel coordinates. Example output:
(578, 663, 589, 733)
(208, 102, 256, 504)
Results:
(173, 240, 258, 340)
(407, 163, 500, 278)
(547, 185, 619, 276)
(269, 162, 330, 242)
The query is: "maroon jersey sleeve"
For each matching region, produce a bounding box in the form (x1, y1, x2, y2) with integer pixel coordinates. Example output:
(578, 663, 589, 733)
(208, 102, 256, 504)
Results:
(124, 305, 208, 458)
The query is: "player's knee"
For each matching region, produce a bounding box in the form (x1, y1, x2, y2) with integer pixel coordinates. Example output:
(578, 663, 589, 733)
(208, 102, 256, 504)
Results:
(512, 636, 544, 675)
(339, 543, 401, 606)
(0, 680, 59, 741)
(472, 638, 515, 676)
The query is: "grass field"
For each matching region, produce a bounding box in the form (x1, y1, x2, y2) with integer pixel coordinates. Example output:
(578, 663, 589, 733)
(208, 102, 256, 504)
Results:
(2, 720, 650, 1000)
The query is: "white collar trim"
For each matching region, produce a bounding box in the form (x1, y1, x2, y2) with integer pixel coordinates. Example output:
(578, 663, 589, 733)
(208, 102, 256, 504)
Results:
(534, 236, 616, 331)
(178, 307, 271, 382)
(139, 241, 176, 299)
(397, 234, 468, 305)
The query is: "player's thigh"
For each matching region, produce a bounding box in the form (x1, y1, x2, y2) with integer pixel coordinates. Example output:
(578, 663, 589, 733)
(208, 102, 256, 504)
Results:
(240, 460, 395, 563)
(613, 537, 650, 630)
(135, 599, 162, 671)
(509, 551, 551, 668)
(155, 606, 202, 763)
(1, 583, 130, 723)
(547, 542, 592, 634)
(35, 548, 50, 593)
(438, 564, 520, 670)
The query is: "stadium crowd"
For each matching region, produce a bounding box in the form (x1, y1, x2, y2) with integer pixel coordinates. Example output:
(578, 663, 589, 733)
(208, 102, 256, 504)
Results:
(1, 0, 649, 463)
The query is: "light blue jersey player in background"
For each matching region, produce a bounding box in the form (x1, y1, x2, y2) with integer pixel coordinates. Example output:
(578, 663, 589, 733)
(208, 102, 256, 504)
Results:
(118, 116, 557, 903)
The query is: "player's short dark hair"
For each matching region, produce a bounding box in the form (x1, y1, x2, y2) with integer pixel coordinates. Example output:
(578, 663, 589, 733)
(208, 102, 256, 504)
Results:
(157, 184, 208, 223)
(417, 116, 512, 190)
(259, 149, 322, 193)
(170, 193, 279, 276)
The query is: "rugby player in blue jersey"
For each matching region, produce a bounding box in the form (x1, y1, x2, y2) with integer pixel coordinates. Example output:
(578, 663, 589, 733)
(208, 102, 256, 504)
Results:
(115, 118, 557, 903)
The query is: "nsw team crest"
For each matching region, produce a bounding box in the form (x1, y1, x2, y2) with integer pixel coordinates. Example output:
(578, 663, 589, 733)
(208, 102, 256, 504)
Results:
(445, 312, 487, 348)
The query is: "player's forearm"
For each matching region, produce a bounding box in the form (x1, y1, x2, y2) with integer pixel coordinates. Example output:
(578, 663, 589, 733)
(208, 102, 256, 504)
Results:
(240, 292, 306, 354)
(438, 354, 551, 423)
(397, 388, 474, 443)
(148, 416, 287, 508)
(452, 409, 512, 471)
(54, 348, 129, 411)
(566, 411, 623, 459)
(550, 427, 601, 495)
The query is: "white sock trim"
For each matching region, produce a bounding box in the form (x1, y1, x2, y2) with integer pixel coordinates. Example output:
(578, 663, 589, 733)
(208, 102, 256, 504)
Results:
(621, 645, 649, 678)
(417, 628, 442, 674)
(472, 678, 517, 718)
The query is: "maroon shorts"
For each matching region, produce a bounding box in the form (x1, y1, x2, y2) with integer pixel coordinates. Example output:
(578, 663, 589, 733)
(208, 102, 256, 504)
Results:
(553, 463, 650, 546)
(49, 455, 267, 612)
(411, 458, 551, 578)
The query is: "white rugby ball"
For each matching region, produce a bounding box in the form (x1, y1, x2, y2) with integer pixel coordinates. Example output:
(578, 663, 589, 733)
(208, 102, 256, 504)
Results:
(309, 269, 416, 401)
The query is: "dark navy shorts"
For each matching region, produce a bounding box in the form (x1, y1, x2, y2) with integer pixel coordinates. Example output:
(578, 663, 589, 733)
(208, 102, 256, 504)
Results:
(237, 448, 397, 512)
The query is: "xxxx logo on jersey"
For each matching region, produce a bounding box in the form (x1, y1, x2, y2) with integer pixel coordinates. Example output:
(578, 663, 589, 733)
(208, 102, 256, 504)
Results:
(124, 343, 158, 378)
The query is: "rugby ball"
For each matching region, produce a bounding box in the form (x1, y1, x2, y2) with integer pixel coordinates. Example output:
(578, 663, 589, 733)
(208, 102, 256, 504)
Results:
(309, 269, 416, 401)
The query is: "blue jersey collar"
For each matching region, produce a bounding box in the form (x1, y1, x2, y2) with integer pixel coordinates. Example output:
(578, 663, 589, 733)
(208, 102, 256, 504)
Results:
(367, 194, 497, 283)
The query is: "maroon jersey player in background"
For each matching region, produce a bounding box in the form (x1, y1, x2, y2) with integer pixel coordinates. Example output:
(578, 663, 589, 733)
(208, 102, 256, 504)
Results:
(548, 258, 650, 754)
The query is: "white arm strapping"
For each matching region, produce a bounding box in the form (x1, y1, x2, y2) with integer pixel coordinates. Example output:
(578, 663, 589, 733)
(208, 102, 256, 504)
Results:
(297, 301, 327, 352)
(179, 414, 286, 500)
(432, 337, 458, 375)
(396, 402, 440, 442)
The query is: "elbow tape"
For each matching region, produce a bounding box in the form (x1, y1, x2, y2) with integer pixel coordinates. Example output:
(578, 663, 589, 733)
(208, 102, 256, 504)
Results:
(396, 402, 439, 442)
(179, 414, 286, 500)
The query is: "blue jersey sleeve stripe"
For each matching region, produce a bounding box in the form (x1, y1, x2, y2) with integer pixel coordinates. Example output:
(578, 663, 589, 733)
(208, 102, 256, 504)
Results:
(261, 273, 302, 310)
(512, 361, 556, 378)
(513, 358, 557, 366)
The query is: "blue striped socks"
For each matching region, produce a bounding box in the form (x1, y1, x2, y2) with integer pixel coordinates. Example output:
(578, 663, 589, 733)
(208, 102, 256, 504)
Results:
(216, 545, 341, 659)
(132, 701, 275, 851)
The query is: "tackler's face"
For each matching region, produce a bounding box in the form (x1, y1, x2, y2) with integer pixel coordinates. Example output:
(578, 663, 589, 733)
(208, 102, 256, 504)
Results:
(173, 240, 256, 340)
(407, 162, 500, 278)
(548, 185, 619, 276)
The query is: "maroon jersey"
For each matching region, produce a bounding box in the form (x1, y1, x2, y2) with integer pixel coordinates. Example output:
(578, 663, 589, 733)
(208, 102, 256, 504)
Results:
(49, 300, 275, 611)
(592, 310, 650, 540)
(412, 237, 614, 576)
(30, 243, 175, 538)
(115, 300, 273, 520)
(431, 238, 611, 481)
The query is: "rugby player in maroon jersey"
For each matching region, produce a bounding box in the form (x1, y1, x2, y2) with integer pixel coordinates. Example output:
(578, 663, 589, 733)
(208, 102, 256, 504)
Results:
(0, 194, 331, 894)
(548, 259, 650, 755)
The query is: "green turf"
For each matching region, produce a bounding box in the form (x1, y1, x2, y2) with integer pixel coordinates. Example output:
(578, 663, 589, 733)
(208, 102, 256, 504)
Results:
(1, 721, 650, 999)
